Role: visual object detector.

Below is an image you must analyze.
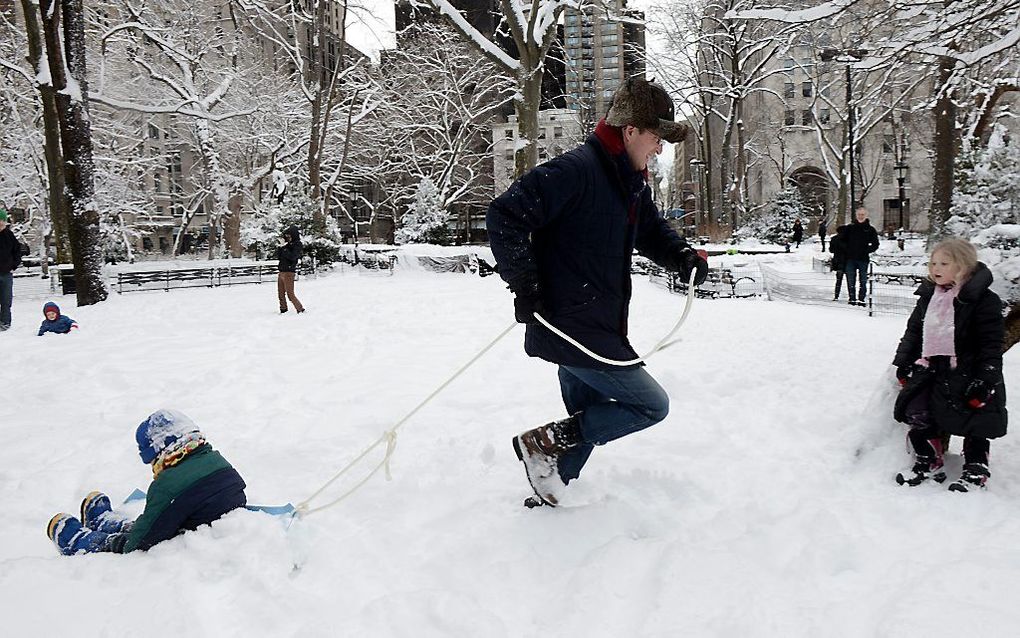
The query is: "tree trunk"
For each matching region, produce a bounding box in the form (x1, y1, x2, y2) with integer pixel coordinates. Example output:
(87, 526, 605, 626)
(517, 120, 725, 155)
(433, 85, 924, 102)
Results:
(929, 54, 956, 239)
(19, 0, 71, 264)
(41, 0, 107, 304)
(226, 193, 243, 258)
(513, 63, 542, 178)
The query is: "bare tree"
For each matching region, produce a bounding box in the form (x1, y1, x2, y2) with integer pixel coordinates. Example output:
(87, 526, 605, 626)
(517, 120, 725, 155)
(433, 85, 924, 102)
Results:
(376, 22, 515, 241)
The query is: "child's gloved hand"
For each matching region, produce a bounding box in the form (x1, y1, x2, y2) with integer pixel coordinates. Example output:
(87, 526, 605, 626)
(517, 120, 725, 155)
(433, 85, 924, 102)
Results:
(965, 378, 994, 409)
(895, 364, 915, 386)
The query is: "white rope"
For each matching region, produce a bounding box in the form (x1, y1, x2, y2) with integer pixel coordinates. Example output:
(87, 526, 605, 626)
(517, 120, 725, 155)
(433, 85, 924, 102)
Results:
(533, 270, 698, 366)
(294, 321, 518, 516)
(293, 271, 698, 516)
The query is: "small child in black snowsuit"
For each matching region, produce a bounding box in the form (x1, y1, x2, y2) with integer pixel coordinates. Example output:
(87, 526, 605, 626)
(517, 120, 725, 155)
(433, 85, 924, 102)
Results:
(892, 238, 1008, 491)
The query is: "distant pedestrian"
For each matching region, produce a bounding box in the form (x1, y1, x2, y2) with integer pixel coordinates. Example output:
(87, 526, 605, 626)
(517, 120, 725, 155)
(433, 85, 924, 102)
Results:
(830, 225, 849, 301)
(818, 218, 828, 252)
(37, 301, 78, 336)
(843, 207, 880, 306)
(791, 219, 804, 248)
(0, 207, 22, 331)
(277, 226, 305, 314)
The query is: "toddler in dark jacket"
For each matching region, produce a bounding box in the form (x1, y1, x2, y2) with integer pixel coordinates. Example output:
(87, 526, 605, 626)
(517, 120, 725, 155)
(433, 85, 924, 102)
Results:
(37, 301, 77, 336)
(893, 238, 1007, 492)
(46, 409, 247, 554)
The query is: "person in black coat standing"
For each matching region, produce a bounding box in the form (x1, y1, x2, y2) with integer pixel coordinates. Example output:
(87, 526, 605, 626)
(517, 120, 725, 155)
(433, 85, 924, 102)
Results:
(818, 218, 828, 252)
(843, 206, 880, 305)
(892, 238, 1007, 492)
(487, 77, 708, 507)
(829, 224, 849, 301)
(0, 208, 23, 331)
(276, 225, 305, 314)
(791, 219, 804, 248)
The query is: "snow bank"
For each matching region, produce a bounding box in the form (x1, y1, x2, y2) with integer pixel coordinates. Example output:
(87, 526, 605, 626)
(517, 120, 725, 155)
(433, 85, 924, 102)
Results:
(2, 266, 1020, 636)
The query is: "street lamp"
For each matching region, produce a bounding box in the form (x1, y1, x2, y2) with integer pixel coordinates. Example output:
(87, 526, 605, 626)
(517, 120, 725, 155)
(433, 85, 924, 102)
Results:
(690, 158, 706, 235)
(820, 47, 866, 216)
(894, 160, 908, 231)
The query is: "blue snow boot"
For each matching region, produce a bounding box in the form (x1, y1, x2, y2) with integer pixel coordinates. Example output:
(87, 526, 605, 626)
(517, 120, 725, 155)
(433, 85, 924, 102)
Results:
(80, 491, 132, 534)
(47, 514, 111, 555)
(80, 491, 111, 528)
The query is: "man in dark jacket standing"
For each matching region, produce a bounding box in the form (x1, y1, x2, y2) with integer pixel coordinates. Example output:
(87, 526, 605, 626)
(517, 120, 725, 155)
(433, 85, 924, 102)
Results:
(0, 208, 23, 331)
(843, 206, 880, 306)
(487, 78, 708, 507)
(277, 225, 305, 314)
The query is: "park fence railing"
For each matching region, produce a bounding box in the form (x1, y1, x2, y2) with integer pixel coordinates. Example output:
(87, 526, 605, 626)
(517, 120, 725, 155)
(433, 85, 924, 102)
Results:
(640, 257, 919, 317)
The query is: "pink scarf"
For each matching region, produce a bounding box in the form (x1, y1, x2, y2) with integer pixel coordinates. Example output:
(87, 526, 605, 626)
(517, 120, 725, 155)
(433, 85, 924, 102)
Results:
(920, 283, 962, 366)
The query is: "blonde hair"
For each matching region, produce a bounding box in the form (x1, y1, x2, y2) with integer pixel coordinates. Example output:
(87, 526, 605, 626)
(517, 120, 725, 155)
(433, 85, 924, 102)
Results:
(928, 237, 978, 283)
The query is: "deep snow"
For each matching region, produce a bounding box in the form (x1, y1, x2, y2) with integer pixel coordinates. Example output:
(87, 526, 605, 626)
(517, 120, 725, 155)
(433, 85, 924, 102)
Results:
(2, 265, 1020, 637)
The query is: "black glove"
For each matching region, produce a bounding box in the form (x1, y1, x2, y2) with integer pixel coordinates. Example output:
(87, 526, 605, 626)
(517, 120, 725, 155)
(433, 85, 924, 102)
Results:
(509, 276, 545, 324)
(895, 364, 915, 386)
(670, 247, 709, 286)
(965, 378, 994, 409)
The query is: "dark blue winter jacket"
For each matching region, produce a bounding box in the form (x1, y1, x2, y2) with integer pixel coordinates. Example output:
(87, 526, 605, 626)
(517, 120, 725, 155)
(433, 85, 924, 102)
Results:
(38, 302, 77, 336)
(487, 124, 690, 369)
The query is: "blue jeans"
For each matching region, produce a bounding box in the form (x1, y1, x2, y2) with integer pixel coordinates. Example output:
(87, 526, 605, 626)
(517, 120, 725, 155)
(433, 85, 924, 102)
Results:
(844, 259, 869, 302)
(0, 272, 13, 327)
(556, 364, 670, 483)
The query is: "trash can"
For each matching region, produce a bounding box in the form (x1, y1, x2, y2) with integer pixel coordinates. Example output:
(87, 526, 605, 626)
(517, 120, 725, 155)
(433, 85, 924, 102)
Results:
(57, 266, 76, 296)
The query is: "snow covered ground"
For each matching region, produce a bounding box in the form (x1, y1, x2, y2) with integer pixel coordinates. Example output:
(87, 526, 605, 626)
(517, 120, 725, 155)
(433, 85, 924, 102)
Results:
(3, 264, 1020, 637)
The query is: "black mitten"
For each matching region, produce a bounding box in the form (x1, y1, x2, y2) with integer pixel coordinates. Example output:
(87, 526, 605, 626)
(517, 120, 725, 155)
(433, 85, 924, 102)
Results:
(510, 276, 545, 324)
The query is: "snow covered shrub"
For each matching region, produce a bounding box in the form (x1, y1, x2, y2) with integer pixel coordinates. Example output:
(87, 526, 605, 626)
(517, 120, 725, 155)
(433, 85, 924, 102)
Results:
(394, 177, 451, 245)
(734, 187, 804, 245)
(242, 193, 344, 265)
(949, 126, 1020, 307)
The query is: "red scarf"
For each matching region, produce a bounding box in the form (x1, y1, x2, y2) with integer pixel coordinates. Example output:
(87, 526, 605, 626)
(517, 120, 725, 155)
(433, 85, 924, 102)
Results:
(593, 118, 649, 182)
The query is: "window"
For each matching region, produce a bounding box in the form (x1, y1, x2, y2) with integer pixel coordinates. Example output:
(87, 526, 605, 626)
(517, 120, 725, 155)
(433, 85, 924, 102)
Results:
(148, 124, 159, 139)
(802, 110, 812, 125)
(819, 108, 830, 124)
(882, 163, 894, 184)
(802, 82, 812, 98)
(784, 109, 795, 126)
(783, 58, 795, 75)
(882, 134, 895, 154)
(601, 34, 619, 45)
(538, 128, 547, 140)
(553, 126, 563, 139)
(504, 129, 513, 140)
(784, 83, 795, 98)
(504, 149, 514, 161)
(602, 45, 619, 56)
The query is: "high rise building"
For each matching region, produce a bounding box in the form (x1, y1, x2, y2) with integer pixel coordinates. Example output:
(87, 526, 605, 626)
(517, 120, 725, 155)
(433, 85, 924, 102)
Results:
(562, 0, 646, 133)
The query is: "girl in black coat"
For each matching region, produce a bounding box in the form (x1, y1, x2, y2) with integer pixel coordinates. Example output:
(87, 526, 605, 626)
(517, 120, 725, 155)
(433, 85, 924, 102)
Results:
(893, 238, 1007, 491)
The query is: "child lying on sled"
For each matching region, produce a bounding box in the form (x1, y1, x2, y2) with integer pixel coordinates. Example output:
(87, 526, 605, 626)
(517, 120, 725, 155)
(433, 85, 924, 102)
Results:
(47, 409, 247, 555)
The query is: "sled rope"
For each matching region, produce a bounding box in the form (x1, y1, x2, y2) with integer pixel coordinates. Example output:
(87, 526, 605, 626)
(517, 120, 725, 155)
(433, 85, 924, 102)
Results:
(294, 272, 697, 516)
(295, 321, 518, 516)
(534, 270, 697, 366)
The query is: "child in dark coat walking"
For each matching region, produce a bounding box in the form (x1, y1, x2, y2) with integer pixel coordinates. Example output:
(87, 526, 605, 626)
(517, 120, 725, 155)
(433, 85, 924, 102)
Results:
(892, 238, 1007, 491)
(37, 301, 77, 336)
(46, 409, 247, 554)
(829, 225, 849, 301)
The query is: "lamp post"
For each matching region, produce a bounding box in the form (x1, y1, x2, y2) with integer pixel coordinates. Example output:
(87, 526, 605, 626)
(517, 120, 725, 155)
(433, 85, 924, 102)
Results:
(820, 47, 866, 216)
(690, 158, 706, 235)
(894, 160, 908, 231)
